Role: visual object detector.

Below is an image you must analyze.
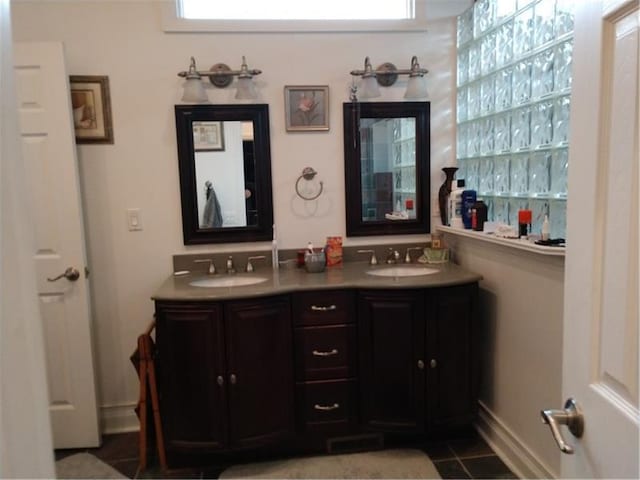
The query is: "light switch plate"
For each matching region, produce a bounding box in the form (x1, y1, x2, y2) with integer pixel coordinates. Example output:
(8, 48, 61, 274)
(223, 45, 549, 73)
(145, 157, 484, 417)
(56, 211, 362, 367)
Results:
(127, 208, 142, 231)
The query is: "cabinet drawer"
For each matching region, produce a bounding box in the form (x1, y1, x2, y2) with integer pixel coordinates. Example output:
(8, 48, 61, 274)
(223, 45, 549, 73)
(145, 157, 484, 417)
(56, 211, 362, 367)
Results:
(296, 379, 357, 433)
(292, 290, 355, 326)
(294, 325, 356, 381)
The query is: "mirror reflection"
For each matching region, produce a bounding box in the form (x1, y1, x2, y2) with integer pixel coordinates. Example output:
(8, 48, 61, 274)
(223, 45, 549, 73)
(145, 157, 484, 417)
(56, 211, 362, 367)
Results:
(194, 121, 256, 228)
(360, 117, 416, 221)
(343, 101, 430, 237)
(175, 104, 273, 245)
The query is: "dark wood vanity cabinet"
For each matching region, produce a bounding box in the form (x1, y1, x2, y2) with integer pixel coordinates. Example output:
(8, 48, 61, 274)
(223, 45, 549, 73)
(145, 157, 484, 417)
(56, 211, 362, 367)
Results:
(155, 296, 294, 457)
(154, 281, 478, 463)
(358, 283, 478, 434)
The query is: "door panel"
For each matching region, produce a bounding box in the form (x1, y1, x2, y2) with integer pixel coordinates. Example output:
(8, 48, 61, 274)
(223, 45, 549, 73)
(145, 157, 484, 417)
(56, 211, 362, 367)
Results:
(358, 290, 425, 432)
(427, 285, 478, 427)
(225, 297, 294, 448)
(14, 42, 99, 448)
(156, 304, 227, 451)
(561, 1, 639, 477)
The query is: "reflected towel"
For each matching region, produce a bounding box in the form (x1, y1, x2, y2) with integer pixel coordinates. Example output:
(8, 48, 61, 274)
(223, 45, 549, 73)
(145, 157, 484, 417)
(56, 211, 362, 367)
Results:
(202, 186, 223, 228)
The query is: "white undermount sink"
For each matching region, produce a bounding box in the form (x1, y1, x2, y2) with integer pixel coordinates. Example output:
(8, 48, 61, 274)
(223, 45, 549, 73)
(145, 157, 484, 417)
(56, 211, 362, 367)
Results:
(189, 276, 268, 288)
(366, 266, 440, 277)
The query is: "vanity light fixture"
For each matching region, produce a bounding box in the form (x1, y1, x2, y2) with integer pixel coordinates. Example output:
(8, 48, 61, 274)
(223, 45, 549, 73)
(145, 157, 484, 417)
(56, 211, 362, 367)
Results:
(177, 56, 262, 103)
(350, 56, 429, 99)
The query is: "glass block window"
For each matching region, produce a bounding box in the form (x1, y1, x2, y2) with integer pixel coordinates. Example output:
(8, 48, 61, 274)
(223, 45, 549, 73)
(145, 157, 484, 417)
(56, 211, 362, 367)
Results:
(456, 0, 574, 239)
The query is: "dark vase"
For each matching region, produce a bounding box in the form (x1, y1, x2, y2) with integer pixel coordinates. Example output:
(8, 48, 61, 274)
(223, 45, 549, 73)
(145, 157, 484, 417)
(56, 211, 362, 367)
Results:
(438, 167, 458, 225)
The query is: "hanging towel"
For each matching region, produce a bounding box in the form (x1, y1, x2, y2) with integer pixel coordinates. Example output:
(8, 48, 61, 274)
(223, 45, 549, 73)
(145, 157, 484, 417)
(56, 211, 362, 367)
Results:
(202, 185, 223, 228)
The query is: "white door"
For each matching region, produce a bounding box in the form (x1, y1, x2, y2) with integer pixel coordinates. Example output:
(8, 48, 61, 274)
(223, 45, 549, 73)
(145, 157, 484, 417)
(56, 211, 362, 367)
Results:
(14, 42, 100, 448)
(554, 0, 639, 477)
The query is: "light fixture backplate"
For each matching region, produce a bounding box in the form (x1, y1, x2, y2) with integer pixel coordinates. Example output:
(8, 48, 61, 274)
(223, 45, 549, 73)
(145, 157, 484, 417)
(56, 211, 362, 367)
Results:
(208, 63, 233, 87)
(376, 62, 398, 86)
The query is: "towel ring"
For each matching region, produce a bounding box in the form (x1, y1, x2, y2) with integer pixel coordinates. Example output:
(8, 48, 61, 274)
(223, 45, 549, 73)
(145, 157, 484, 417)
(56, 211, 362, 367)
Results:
(295, 167, 324, 201)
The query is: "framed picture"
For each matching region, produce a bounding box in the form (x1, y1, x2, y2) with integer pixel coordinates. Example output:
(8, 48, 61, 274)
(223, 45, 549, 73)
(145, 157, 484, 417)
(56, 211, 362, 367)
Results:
(284, 85, 329, 132)
(192, 121, 225, 151)
(69, 75, 114, 144)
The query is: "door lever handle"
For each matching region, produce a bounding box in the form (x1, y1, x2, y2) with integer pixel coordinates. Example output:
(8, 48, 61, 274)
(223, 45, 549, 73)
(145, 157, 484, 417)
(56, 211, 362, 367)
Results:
(540, 398, 584, 454)
(47, 267, 80, 282)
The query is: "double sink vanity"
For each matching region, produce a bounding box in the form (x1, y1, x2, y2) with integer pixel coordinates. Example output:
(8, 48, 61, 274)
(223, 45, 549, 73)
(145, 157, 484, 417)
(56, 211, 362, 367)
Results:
(162, 99, 481, 466)
(152, 259, 481, 466)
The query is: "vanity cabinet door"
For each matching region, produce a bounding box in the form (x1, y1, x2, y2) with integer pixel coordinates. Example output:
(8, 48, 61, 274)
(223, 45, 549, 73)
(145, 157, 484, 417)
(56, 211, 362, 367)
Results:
(358, 290, 426, 433)
(155, 303, 228, 452)
(224, 296, 295, 449)
(426, 284, 478, 428)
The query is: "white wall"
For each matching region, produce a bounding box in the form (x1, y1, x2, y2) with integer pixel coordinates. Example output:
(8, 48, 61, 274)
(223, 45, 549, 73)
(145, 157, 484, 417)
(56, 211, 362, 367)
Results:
(444, 233, 564, 478)
(11, 0, 456, 431)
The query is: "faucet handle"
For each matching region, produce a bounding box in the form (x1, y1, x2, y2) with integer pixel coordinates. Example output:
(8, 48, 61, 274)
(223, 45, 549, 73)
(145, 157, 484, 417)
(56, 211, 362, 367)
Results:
(194, 258, 216, 275)
(357, 249, 378, 265)
(246, 255, 266, 273)
(404, 247, 423, 263)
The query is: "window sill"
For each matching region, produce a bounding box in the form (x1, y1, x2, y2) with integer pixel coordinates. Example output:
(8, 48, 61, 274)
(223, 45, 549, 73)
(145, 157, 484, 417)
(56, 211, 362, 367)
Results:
(437, 225, 566, 257)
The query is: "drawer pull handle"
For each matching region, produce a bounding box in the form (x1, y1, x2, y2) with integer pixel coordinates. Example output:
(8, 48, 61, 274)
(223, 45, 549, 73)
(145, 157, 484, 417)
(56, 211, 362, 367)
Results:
(311, 305, 337, 312)
(230, 374, 237, 385)
(312, 349, 339, 357)
(216, 375, 224, 386)
(314, 403, 340, 411)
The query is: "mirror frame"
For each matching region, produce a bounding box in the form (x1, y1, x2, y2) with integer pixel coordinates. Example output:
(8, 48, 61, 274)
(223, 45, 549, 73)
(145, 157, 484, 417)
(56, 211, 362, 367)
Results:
(175, 104, 273, 244)
(343, 101, 431, 237)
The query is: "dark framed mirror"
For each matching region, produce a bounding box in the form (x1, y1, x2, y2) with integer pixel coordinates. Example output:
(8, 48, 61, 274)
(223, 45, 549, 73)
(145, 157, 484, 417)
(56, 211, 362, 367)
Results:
(175, 104, 273, 244)
(343, 101, 431, 237)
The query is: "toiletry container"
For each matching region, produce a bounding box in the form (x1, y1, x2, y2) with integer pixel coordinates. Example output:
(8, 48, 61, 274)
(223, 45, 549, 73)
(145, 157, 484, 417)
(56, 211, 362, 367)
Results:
(518, 210, 532, 238)
(471, 200, 488, 231)
(304, 249, 326, 273)
(448, 179, 466, 228)
(461, 190, 477, 229)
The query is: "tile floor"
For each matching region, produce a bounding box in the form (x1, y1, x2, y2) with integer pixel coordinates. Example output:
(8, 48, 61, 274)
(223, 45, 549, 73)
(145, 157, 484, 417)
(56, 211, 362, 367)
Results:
(55, 431, 518, 479)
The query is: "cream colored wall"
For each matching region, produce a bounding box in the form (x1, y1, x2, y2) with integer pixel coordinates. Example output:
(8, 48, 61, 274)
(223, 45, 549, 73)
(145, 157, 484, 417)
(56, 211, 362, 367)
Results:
(11, 0, 456, 429)
(444, 233, 564, 478)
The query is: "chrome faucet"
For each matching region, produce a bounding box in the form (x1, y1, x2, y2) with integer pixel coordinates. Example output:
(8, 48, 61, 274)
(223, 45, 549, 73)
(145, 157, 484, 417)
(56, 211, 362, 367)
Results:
(357, 249, 378, 265)
(226, 256, 236, 274)
(386, 248, 400, 264)
(245, 255, 266, 273)
(194, 258, 216, 275)
(404, 247, 423, 263)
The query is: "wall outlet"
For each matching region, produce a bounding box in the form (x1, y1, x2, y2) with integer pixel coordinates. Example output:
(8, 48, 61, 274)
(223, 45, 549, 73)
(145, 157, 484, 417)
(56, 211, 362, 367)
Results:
(127, 208, 143, 231)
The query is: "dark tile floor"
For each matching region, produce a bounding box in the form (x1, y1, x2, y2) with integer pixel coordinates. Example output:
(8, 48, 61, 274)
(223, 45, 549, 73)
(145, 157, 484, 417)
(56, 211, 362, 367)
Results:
(55, 431, 518, 479)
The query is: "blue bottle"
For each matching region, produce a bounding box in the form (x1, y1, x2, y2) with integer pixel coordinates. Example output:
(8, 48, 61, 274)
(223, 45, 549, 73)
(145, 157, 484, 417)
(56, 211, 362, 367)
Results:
(461, 190, 477, 229)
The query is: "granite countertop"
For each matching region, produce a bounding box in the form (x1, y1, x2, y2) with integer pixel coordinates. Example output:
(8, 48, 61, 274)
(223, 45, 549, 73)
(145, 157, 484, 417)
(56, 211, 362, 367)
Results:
(152, 261, 482, 302)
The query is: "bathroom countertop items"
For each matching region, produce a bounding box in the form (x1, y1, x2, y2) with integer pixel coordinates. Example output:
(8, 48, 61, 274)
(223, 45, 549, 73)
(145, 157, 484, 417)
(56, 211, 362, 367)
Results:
(152, 261, 482, 301)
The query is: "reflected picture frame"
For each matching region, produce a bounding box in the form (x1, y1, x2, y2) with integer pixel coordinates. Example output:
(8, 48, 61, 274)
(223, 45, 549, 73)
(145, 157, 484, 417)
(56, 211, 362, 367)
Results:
(284, 85, 329, 132)
(69, 75, 114, 144)
(193, 121, 225, 151)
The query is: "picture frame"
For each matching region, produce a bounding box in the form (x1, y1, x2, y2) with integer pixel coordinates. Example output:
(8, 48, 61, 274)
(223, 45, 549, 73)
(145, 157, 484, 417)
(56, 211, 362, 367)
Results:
(192, 121, 225, 151)
(284, 85, 329, 132)
(69, 75, 114, 144)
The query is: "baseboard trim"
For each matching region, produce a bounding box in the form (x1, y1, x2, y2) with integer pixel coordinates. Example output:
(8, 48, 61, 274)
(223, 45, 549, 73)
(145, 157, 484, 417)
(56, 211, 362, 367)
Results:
(100, 403, 139, 434)
(474, 401, 556, 479)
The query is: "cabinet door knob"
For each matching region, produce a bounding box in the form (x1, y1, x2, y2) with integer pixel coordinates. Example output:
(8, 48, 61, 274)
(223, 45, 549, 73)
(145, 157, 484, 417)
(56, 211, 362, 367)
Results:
(312, 348, 339, 357)
(311, 304, 337, 312)
(314, 403, 340, 411)
(216, 375, 224, 386)
(430, 359, 437, 368)
(230, 374, 237, 385)
(417, 360, 425, 370)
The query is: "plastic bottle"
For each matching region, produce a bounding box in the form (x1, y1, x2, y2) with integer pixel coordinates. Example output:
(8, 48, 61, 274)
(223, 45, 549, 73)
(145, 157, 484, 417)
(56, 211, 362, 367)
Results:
(461, 189, 477, 229)
(541, 215, 550, 241)
(272, 224, 279, 269)
(448, 179, 465, 228)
